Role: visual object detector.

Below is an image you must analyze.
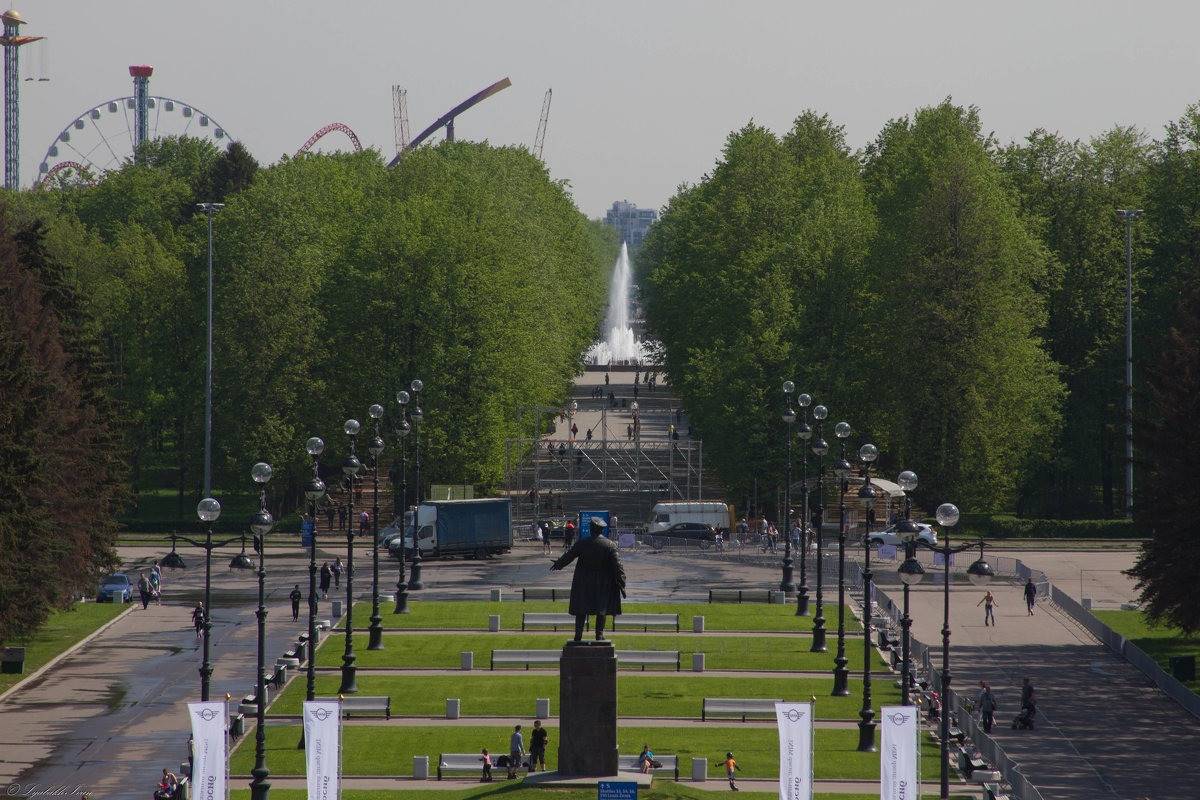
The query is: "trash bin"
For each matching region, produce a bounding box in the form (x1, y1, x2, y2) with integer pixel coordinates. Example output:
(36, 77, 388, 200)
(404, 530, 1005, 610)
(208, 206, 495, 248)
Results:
(1170, 655, 1196, 682)
(1, 647, 25, 675)
(461, 651, 474, 671)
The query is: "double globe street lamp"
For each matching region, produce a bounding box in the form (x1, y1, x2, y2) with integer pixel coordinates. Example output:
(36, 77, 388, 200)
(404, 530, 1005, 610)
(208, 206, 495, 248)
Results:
(302, 437, 326, 708)
(338, 419, 362, 695)
(856, 442, 880, 752)
(366, 404, 387, 650)
(248, 462, 275, 800)
(831, 420, 854, 696)
(807, 405, 830, 641)
(407, 380, 426, 592)
(393, 390, 413, 613)
(781, 382, 797, 595)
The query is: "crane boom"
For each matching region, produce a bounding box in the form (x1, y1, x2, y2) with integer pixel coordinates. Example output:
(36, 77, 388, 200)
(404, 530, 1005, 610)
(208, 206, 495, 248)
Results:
(392, 86, 410, 156)
(533, 88, 552, 160)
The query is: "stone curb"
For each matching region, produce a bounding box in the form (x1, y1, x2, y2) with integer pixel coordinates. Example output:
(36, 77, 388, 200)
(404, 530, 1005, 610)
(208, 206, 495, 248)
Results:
(0, 603, 136, 704)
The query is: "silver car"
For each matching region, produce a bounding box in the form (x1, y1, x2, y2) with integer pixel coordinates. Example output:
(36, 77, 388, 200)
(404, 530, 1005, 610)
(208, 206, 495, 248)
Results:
(867, 523, 937, 548)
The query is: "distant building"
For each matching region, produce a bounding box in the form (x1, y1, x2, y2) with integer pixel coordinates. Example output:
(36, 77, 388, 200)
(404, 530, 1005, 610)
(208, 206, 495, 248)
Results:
(604, 200, 658, 250)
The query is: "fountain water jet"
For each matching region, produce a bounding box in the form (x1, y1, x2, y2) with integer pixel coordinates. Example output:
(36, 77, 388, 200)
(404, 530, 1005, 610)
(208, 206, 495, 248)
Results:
(587, 242, 647, 365)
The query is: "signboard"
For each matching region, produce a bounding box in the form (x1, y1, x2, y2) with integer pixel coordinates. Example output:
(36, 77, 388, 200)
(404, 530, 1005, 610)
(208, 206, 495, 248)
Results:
(775, 701, 813, 800)
(880, 705, 919, 800)
(430, 483, 474, 500)
(304, 700, 341, 800)
(577, 510, 611, 539)
(618, 532, 637, 549)
(300, 518, 315, 547)
(597, 781, 637, 800)
(877, 544, 897, 560)
(187, 701, 227, 800)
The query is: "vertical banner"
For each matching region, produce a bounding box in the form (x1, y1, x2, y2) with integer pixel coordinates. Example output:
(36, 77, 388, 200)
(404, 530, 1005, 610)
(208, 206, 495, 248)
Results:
(880, 706, 919, 800)
(774, 702, 813, 800)
(187, 701, 227, 800)
(304, 700, 341, 800)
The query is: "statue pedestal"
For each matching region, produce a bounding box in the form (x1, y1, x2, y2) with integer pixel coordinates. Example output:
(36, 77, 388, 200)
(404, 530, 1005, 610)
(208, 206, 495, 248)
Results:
(557, 640, 618, 777)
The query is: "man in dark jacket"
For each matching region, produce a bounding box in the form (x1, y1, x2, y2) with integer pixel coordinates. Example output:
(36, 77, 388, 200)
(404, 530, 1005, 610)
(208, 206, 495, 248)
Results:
(550, 520, 626, 641)
(289, 585, 302, 621)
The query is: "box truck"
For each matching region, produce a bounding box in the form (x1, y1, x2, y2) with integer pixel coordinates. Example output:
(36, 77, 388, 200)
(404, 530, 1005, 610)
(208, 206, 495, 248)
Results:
(388, 498, 512, 559)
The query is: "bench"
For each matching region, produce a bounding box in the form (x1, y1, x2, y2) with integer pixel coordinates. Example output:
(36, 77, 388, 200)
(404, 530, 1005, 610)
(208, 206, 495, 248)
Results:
(618, 753, 679, 781)
(707, 589, 785, 604)
(491, 649, 680, 671)
(229, 712, 245, 739)
(522, 612, 584, 631)
(701, 697, 782, 721)
(269, 664, 287, 689)
(983, 783, 1012, 800)
(438, 752, 491, 780)
(314, 695, 391, 718)
(611, 613, 680, 632)
(522, 588, 570, 602)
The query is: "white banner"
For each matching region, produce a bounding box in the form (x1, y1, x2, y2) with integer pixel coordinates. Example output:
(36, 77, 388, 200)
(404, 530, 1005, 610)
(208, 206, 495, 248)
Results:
(187, 701, 226, 800)
(304, 700, 341, 800)
(775, 702, 813, 800)
(880, 705, 919, 800)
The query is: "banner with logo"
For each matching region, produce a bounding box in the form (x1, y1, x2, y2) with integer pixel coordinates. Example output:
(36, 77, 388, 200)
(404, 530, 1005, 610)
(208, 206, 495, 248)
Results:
(304, 700, 341, 800)
(774, 702, 813, 800)
(880, 705, 919, 800)
(187, 701, 226, 800)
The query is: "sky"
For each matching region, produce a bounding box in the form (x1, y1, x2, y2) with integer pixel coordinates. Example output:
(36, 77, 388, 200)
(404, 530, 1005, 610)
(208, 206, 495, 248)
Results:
(14, 1, 1200, 217)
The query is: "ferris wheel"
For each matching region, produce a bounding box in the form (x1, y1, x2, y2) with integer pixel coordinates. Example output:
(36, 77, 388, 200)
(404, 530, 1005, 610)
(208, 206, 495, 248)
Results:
(36, 94, 233, 186)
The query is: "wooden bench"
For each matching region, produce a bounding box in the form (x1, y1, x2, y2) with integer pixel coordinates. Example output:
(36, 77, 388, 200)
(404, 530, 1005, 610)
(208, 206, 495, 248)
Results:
(611, 613, 680, 632)
(707, 588, 786, 604)
(315, 695, 391, 718)
(491, 649, 680, 671)
(701, 697, 782, 721)
(438, 752, 491, 779)
(521, 612, 581, 631)
(618, 753, 679, 780)
(522, 587, 570, 601)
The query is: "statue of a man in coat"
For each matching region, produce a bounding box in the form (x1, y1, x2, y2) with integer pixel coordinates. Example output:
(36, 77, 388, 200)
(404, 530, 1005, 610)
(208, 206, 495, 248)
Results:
(550, 518, 626, 641)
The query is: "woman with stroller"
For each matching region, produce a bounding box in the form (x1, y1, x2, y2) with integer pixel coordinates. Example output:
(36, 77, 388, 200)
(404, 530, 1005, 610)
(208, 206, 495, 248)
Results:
(1013, 678, 1037, 729)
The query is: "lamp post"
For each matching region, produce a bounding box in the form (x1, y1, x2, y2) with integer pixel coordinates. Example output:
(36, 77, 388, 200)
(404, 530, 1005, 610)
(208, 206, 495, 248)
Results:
(1117, 208, 1142, 519)
(195, 201, 224, 497)
(808, 405, 829, 639)
(856, 442, 879, 752)
(393, 390, 412, 613)
(569, 399, 578, 492)
(831, 420, 853, 696)
(338, 418, 362, 695)
(895, 470, 921, 706)
(366, 404, 386, 650)
(407, 380, 425, 591)
(302, 438, 326, 707)
(248, 462, 275, 800)
(795, 393, 813, 615)
(631, 400, 641, 502)
(780, 381, 797, 594)
(904, 503, 994, 800)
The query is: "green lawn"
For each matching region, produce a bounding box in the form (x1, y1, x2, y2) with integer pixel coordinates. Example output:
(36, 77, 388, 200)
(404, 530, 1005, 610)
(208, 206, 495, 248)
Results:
(315, 633, 884, 672)
(0, 601, 129, 692)
(270, 674, 898, 720)
(353, 600, 859, 633)
(231, 724, 937, 780)
(1094, 609, 1200, 693)
(230, 790, 969, 800)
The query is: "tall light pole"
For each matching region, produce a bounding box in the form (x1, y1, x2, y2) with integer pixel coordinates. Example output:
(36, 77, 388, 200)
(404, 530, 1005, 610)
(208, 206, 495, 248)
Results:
(407, 380, 425, 591)
(366, 404, 386, 649)
(894, 470, 921, 706)
(248, 462, 275, 800)
(780, 381, 797, 594)
(856, 443, 879, 752)
(807, 404, 829, 637)
(795, 393, 814, 615)
(338, 419, 362, 695)
(302, 438, 326, 706)
(393, 391, 412, 613)
(831, 421, 853, 696)
(1117, 208, 1142, 519)
(195, 202, 224, 497)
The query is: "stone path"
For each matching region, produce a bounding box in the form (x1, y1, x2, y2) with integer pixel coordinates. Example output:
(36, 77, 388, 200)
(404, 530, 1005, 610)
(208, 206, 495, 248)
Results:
(262, 715, 863, 729)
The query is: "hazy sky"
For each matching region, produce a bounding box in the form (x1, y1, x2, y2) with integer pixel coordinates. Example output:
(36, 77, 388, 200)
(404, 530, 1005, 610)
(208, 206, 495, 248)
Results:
(16, 1, 1200, 217)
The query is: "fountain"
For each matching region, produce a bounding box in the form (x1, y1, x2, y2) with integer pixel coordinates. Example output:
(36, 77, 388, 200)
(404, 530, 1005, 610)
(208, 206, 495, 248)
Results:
(587, 242, 647, 365)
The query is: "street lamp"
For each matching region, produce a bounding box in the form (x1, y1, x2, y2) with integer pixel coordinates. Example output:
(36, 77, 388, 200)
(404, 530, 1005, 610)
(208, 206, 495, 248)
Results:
(831, 420, 853, 696)
(780, 381, 797, 594)
(338, 419, 362, 695)
(856, 442, 879, 752)
(195, 201, 224, 498)
(808, 404, 829, 639)
(903, 502, 994, 800)
(366, 404, 386, 649)
(1117, 208, 1142, 518)
(248, 462, 275, 800)
(302, 437, 326, 708)
(795, 393, 814, 615)
(569, 399, 579, 492)
(894, 470, 922, 706)
(394, 390, 412, 613)
(407, 380, 425, 591)
(631, 400, 641, 507)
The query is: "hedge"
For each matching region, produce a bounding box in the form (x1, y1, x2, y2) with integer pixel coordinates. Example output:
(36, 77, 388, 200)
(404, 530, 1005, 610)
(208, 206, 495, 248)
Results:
(947, 514, 1141, 539)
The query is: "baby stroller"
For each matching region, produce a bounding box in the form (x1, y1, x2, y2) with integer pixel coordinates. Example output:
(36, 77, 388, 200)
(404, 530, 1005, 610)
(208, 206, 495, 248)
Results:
(1012, 702, 1037, 730)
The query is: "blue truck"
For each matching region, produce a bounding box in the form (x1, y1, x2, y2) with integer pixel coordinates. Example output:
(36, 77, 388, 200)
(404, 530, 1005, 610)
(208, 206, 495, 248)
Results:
(390, 498, 512, 559)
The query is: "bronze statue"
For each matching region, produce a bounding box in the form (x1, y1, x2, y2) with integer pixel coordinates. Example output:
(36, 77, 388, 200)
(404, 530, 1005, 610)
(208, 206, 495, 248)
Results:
(550, 521, 626, 641)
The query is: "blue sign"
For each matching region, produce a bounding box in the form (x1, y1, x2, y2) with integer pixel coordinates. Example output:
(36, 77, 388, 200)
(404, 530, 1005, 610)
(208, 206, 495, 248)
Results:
(300, 518, 315, 547)
(578, 510, 611, 539)
(597, 781, 637, 800)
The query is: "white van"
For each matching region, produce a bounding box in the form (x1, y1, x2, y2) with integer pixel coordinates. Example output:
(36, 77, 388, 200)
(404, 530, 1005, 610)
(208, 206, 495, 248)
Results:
(648, 502, 732, 534)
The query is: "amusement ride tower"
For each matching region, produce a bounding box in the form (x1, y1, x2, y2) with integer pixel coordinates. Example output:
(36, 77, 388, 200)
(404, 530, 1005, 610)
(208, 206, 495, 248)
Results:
(0, 8, 42, 188)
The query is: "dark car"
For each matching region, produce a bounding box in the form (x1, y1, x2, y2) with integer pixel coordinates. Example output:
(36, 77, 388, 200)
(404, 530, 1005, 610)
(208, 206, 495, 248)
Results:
(96, 573, 132, 603)
(646, 522, 717, 550)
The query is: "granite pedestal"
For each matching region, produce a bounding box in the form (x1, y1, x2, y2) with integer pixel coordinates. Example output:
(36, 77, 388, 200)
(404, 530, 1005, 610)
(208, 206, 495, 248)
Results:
(557, 640, 619, 777)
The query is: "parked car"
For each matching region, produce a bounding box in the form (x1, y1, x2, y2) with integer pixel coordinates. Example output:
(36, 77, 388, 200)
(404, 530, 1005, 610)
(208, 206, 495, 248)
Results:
(867, 523, 937, 548)
(96, 573, 132, 603)
(645, 521, 718, 550)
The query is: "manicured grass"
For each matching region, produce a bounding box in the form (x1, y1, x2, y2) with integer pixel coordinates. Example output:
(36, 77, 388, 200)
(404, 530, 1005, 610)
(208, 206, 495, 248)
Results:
(315, 632, 884, 672)
(270, 674, 899, 720)
(0, 601, 129, 692)
(231, 724, 937, 780)
(230, 790, 971, 800)
(354, 600, 859, 633)
(1094, 609, 1200, 692)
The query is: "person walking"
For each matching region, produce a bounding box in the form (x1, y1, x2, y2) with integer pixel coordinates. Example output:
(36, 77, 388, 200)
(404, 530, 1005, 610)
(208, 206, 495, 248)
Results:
(541, 524, 552, 556)
(319, 562, 332, 599)
(138, 572, 152, 610)
(529, 720, 548, 772)
(507, 724, 524, 779)
(723, 751, 741, 791)
(604, 371, 610, 386)
(289, 584, 302, 621)
(325, 503, 335, 530)
(563, 520, 576, 550)
(479, 748, 493, 782)
(332, 557, 343, 590)
(149, 563, 162, 605)
(1023, 578, 1037, 616)
(979, 682, 998, 733)
(978, 590, 997, 626)
(191, 602, 204, 639)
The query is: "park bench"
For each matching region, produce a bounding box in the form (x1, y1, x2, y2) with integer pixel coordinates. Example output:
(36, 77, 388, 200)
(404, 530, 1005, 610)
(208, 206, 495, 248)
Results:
(611, 613, 680, 632)
(228, 712, 245, 739)
(438, 752, 493, 779)
(490, 649, 680, 671)
(521, 612, 581, 631)
(618, 753, 679, 780)
(983, 783, 1012, 800)
(314, 695, 391, 718)
(701, 697, 782, 721)
(522, 587, 570, 601)
(269, 663, 287, 689)
(707, 588, 785, 604)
